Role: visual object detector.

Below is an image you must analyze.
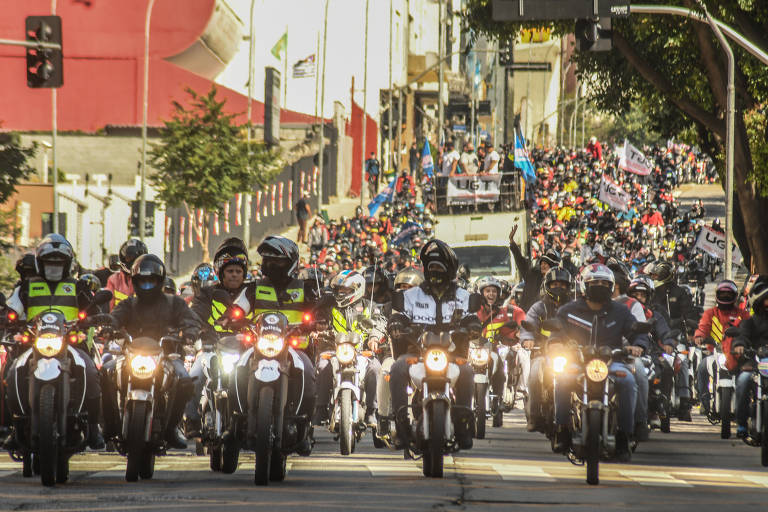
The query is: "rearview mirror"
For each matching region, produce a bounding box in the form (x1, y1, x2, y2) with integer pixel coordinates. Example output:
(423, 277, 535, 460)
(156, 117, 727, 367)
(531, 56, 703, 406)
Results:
(724, 327, 741, 338)
(92, 289, 113, 306)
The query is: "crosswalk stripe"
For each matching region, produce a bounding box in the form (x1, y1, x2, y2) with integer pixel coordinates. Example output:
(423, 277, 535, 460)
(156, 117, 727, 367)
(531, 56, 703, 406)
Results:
(620, 469, 693, 487)
(743, 475, 768, 487)
(492, 464, 556, 482)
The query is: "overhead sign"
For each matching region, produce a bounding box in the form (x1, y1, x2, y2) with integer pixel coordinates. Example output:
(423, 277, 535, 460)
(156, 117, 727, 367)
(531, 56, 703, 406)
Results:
(508, 62, 552, 72)
(492, 0, 630, 21)
(619, 139, 653, 176)
(446, 175, 502, 206)
(695, 226, 743, 265)
(597, 177, 629, 212)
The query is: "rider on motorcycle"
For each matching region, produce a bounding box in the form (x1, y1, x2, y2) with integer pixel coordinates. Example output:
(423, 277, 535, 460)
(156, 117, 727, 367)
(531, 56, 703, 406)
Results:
(388, 239, 480, 450)
(553, 264, 649, 461)
(732, 276, 768, 438)
(106, 238, 147, 310)
(4, 234, 105, 449)
(103, 254, 200, 449)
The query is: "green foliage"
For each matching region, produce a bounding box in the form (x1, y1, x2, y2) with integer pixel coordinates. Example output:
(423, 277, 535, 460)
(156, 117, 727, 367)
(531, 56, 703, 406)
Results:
(0, 131, 36, 204)
(588, 103, 663, 148)
(0, 253, 17, 292)
(745, 103, 768, 194)
(149, 85, 282, 213)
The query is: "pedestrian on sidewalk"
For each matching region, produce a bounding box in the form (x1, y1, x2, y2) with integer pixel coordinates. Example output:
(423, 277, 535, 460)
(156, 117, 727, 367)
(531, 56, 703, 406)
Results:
(295, 193, 311, 244)
(365, 152, 380, 198)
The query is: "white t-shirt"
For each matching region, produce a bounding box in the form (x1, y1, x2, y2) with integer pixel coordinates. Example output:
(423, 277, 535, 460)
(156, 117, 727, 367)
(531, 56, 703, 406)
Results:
(441, 150, 460, 176)
(460, 152, 479, 174)
(484, 150, 500, 173)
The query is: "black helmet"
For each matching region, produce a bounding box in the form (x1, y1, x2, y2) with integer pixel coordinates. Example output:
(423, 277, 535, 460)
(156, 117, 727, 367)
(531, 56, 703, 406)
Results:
(36, 234, 74, 282)
(650, 261, 674, 288)
(606, 258, 631, 294)
(258, 235, 299, 286)
(163, 277, 177, 295)
(191, 263, 217, 293)
(543, 268, 572, 306)
(540, 249, 561, 269)
(78, 273, 102, 293)
(107, 254, 121, 272)
(119, 239, 148, 273)
(363, 265, 388, 286)
(513, 282, 525, 304)
(419, 239, 458, 291)
(748, 275, 768, 314)
(213, 237, 249, 275)
(15, 253, 37, 281)
(715, 280, 739, 308)
(130, 254, 166, 298)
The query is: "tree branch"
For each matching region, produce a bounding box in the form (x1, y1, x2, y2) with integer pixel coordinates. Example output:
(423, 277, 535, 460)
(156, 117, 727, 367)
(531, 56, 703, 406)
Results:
(612, 29, 725, 139)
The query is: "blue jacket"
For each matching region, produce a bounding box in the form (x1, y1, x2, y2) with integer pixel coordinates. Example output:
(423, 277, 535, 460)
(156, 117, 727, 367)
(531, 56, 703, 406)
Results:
(556, 298, 649, 351)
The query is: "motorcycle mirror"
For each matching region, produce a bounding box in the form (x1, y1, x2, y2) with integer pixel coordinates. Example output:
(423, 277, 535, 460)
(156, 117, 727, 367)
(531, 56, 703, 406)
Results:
(629, 321, 653, 335)
(211, 289, 233, 307)
(92, 289, 113, 306)
(724, 327, 741, 338)
(468, 293, 483, 313)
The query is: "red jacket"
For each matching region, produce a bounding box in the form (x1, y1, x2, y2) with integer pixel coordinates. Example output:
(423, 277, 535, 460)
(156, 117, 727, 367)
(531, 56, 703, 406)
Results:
(695, 306, 750, 370)
(106, 271, 134, 311)
(477, 303, 526, 342)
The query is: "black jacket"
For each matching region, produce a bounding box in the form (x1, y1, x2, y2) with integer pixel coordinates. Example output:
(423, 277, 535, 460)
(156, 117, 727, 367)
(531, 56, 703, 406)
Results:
(509, 242, 543, 311)
(733, 313, 768, 351)
(556, 298, 649, 351)
(111, 293, 201, 341)
(651, 283, 697, 334)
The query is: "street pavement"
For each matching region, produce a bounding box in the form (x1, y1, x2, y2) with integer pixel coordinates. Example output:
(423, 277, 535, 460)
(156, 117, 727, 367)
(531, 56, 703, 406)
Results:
(1, 409, 767, 511)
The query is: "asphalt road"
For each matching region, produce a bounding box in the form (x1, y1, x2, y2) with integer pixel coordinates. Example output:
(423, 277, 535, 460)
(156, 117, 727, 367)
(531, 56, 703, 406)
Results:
(1, 408, 767, 512)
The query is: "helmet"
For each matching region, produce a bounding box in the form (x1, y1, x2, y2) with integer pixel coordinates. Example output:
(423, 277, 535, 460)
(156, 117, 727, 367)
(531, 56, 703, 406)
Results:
(191, 262, 217, 294)
(119, 239, 148, 273)
(213, 237, 249, 275)
(628, 276, 654, 303)
(543, 268, 572, 306)
(512, 282, 525, 305)
(15, 253, 37, 281)
(540, 249, 561, 269)
(163, 277, 177, 295)
(606, 258, 631, 294)
(650, 261, 674, 288)
(475, 276, 501, 294)
(130, 254, 166, 298)
(108, 254, 121, 272)
(257, 236, 299, 285)
(457, 263, 471, 282)
(394, 268, 424, 290)
(581, 263, 615, 303)
(330, 270, 366, 308)
(36, 234, 74, 282)
(748, 275, 768, 314)
(420, 239, 458, 291)
(78, 273, 102, 293)
(363, 265, 388, 286)
(715, 280, 739, 308)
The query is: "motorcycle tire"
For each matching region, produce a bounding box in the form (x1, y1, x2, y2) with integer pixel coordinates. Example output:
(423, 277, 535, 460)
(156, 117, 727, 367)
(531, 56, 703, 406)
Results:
(56, 455, 69, 484)
(423, 401, 446, 478)
(474, 385, 487, 439)
(209, 445, 222, 472)
(339, 389, 355, 456)
(720, 387, 733, 440)
(586, 408, 601, 486)
(221, 440, 240, 474)
(38, 384, 58, 487)
(254, 386, 275, 486)
(762, 406, 768, 467)
(22, 453, 32, 478)
(269, 448, 287, 482)
(125, 401, 150, 482)
(661, 397, 671, 433)
(492, 406, 503, 428)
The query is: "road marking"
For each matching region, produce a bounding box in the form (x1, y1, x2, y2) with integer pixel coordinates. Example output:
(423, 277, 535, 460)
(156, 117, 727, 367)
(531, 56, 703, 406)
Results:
(366, 462, 422, 477)
(620, 469, 693, 487)
(492, 464, 556, 482)
(743, 475, 768, 487)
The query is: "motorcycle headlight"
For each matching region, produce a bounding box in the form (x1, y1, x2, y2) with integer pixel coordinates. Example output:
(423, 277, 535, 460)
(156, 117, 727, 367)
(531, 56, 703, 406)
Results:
(336, 343, 356, 365)
(586, 359, 609, 382)
(220, 352, 240, 374)
(425, 348, 448, 373)
(130, 354, 158, 379)
(257, 334, 285, 358)
(34, 334, 63, 357)
(470, 347, 490, 366)
(552, 356, 567, 373)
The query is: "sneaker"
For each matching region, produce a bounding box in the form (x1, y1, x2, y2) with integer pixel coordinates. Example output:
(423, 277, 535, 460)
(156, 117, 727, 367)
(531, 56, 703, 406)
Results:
(634, 422, 650, 442)
(87, 425, 106, 450)
(736, 425, 748, 439)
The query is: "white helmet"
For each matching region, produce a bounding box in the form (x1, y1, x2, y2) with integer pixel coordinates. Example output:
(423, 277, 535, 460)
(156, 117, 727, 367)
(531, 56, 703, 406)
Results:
(475, 276, 501, 294)
(580, 263, 615, 302)
(330, 270, 366, 308)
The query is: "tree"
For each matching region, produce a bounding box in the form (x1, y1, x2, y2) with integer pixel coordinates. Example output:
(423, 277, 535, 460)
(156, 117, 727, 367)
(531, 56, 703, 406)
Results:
(463, 0, 768, 271)
(149, 85, 282, 259)
(0, 130, 36, 246)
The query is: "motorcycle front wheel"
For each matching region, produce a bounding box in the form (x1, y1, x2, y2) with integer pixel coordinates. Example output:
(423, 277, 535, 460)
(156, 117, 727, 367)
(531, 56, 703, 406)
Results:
(762, 403, 768, 467)
(423, 401, 446, 478)
(125, 401, 154, 482)
(585, 409, 601, 486)
(339, 389, 355, 455)
(720, 387, 733, 439)
(474, 384, 487, 439)
(38, 384, 58, 487)
(254, 386, 275, 486)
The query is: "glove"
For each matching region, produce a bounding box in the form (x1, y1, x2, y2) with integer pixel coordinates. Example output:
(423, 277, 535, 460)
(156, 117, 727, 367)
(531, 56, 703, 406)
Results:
(82, 313, 114, 328)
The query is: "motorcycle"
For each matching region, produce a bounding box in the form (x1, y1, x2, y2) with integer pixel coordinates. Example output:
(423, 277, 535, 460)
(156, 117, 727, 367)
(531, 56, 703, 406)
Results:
(705, 342, 737, 439)
(469, 339, 493, 438)
(738, 345, 768, 466)
(4, 289, 112, 486)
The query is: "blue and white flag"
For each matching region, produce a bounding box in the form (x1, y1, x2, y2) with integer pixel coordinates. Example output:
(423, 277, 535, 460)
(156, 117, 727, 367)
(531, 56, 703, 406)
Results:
(367, 178, 395, 216)
(514, 128, 536, 184)
(421, 140, 434, 178)
(391, 221, 423, 247)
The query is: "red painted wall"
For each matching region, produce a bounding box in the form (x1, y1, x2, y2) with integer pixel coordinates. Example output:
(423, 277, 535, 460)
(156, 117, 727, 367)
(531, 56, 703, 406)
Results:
(0, 0, 317, 132)
(347, 101, 378, 198)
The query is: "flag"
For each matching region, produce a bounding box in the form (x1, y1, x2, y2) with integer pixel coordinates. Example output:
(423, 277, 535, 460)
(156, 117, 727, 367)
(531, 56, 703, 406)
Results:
(179, 216, 185, 252)
(514, 127, 536, 183)
(278, 182, 284, 212)
(223, 203, 230, 233)
(292, 54, 315, 78)
(367, 178, 395, 216)
(619, 139, 652, 176)
(391, 221, 423, 247)
(255, 190, 262, 222)
(421, 140, 434, 178)
(235, 194, 242, 226)
(270, 32, 287, 59)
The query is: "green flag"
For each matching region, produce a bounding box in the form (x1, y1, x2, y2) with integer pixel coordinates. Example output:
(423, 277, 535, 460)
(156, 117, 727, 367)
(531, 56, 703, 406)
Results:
(270, 32, 287, 59)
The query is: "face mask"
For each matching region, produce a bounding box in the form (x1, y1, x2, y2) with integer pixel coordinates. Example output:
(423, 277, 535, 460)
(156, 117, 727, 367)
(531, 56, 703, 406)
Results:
(549, 288, 570, 305)
(43, 263, 65, 282)
(262, 259, 291, 286)
(585, 284, 612, 304)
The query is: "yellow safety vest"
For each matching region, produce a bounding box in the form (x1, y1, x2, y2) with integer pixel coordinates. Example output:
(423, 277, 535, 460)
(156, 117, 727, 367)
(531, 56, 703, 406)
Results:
(27, 278, 79, 321)
(249, 281, 306, 325)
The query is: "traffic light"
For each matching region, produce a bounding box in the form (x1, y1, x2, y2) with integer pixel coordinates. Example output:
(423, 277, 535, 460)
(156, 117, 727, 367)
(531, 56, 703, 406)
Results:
(498, 39, 514, 66)
(25, 15, 63, 88)
(576, 17, 612, 52)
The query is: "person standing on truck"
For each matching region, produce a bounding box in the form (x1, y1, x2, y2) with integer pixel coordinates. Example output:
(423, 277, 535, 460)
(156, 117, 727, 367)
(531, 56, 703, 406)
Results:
(509, 225, 561, 311)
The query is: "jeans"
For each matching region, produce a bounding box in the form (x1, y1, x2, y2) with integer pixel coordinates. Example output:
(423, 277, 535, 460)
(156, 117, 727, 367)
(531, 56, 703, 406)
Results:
(735, 371, 754, 427)
(184, 351, 214, 423)
(696, 355, 714, 408)
(554, 361, 638, 434)
(527, 356, 546, 424)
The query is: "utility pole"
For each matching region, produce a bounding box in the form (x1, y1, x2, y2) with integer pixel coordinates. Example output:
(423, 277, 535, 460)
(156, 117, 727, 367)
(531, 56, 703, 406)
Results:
(318, 0, 329, 204)
(51, 0, 59, 234)
(243, 0, 257, 252)
(387, 0, 394, 174)
(437, 0, 444, 145)
(140, 0, 156, 242)
(361, 0, 369, 205)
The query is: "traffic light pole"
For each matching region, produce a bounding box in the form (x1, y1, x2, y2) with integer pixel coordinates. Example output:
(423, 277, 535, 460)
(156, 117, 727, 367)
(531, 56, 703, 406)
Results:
(140, 0, 156, 243)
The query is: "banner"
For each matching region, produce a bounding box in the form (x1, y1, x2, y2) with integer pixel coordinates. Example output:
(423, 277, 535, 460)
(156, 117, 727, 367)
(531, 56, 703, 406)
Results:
(292, 54, 315, 78)
(179, 216, 185, 252)
(223, 203, 230, 233)
(367, 178, 395, 216)
(619, 139, 653, 176)
(446, 174, 502, 206)
(188, 214, 194, 248)
(278, 182, 284, 213)
(391, 221, 423, 247)
(421, 140, 434, 178)
(255, 191, 262, 222)
(235, 194, 242, 226)
(695, 226, 743, 265)
(598, 176, 630, 212)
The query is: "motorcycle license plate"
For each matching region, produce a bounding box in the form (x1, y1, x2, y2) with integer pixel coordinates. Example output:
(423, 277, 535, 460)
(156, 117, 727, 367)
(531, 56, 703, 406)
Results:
(473, 374, 489, 384)
(254, 359, 280, 383)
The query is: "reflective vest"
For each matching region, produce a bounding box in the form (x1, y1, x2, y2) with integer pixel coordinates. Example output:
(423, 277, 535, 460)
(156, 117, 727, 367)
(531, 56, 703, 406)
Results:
(331, 306, 368, 336)
(249, 279, 306, 325)
(207, 298, 229, 332)
(27, 278, 79, 321)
